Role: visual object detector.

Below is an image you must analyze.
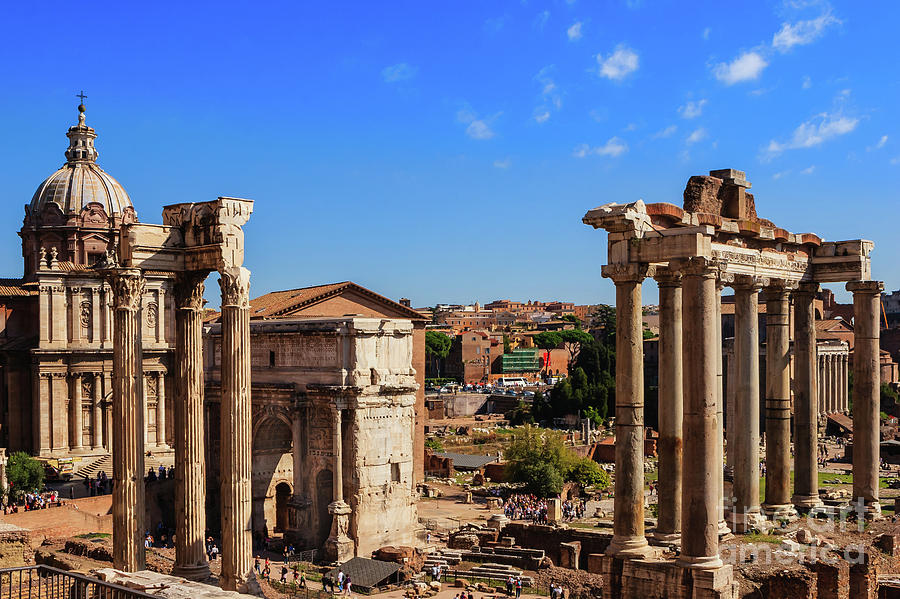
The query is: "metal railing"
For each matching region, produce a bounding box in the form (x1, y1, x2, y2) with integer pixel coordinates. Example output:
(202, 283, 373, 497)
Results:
(0, 566, 156, 599)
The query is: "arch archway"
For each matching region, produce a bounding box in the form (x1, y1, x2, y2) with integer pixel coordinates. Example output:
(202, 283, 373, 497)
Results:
(275, 482, 292, 533)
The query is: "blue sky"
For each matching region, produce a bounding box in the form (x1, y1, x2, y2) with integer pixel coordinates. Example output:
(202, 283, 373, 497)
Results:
(0, 1, 897, 307)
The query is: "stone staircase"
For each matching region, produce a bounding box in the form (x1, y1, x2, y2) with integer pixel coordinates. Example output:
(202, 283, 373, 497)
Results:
(75, 452, 175, 480)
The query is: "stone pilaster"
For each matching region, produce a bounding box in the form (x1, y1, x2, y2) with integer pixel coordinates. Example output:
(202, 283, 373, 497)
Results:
(218, 266, 253, 590)
(173, 271, 211, 581)
(92, 374, 103, 450)
(156, 372, 167, 448)
(761, 282, 796, 519)
(325, 405, 354, 563)
(847, 280, 883, 516)
(676, 257, 722, 569)
(653, 271, 682, 542)
(103, 372, 113, 451)
(601, 263, 652, 559)
(792, 283, 822, 511)
(730, 276, 766, 533)
(70, 373, 84, 451)
(109, 269, 146, 571)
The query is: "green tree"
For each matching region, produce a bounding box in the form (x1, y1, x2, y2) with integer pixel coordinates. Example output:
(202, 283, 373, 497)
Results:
(533, 332, 563, 374)
(503, 334, 512, 354)
(559, 329, 595, 369)
(517, 461, 565, 496)
(425, 438, 445, 452)
(425, 331, 452, 378)
(7, 452, 44, 500)
(506, 400, 535, 426)
(561, 314, 581, 328)
(505, 425, 577, 496)
(568, 457, 610, 489)
(592, 305, 616, 344)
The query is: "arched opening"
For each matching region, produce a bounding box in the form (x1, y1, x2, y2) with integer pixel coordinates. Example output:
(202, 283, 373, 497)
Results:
(316, 469, 333, 547)
(275, 482, 291, 533)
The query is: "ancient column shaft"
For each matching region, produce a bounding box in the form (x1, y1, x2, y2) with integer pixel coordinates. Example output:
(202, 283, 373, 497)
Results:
(602, 264, 651, 558)
(109, 270, 146, 571)
(762, 284, 795, 517)
(92, 374, 103, 450)
(677, 258, 722, 569)
(156, 372, 167, 448)
(71, 374, 84, 450)
(654, 273, 682, 541)
(847, 280, 883, 515)
(792, 283, 822, 510)
(332, 407, 344, 502)
(173, 272, 211, 581)
(219, 266, 253, 590)
(714, 278, 730, 536)
(730, 278, 764, 532)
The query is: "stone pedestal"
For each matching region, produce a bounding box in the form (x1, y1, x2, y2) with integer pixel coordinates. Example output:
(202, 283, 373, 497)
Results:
(761, 284, 796, 519)
(219, 267, 253, 590)
(654, 272, 683, 543)
(847, 280, 883, 516)
(677, 258, 722, 570)
(109, 270, 146, 572)
(547, 498, 562, 523)
(792, 283, 822, 511)
(325, 501, 354, 564)
(730, 278, 765, 533)
(602, 264, 652, 559)
(172, 272, 211, 581)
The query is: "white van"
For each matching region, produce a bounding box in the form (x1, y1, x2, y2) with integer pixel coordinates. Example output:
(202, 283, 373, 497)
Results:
(495, 377, 527, 387)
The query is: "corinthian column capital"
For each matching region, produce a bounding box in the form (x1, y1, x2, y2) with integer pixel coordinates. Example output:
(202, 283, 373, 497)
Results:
(732, 274, 769, 292)
(175, 271, 209, 311)
(108, 270, 145, 312)
(672, 256, 718, 279)
(601, 263, 650, 284)
(846, 280, 884, 295)
(218, 266, 251, 308)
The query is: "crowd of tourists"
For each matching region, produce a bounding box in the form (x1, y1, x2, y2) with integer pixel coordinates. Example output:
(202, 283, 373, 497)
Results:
(21, 490, 59, 511)
(561, 499, 585, 521)
(83, 471, 111, 496)
(322, 568, 353, 595)
(502, 494, 548, 523)
(145, 464, 175, 482)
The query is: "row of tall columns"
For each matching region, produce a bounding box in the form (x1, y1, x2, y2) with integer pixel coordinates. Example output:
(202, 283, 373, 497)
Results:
(818, 352, 849, 414)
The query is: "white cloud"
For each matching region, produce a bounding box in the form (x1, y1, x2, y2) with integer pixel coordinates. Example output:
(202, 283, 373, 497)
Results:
(534, 110, 551, 124)
(800, 165, 816, 175)
(772, 12, 840, 52)
(678, 99, 707, 119)
(802, 75, 812, 89)
(876, 135, 888, 149)
(702, 27, 711, 40)
(597, 45, 639, 80)
(567, 22, 583, 41)
(653, 125, 677, 139)
(573, 137, 628, 158)
(534, 10, 550, 30)
(457, 109, 497, 140)
(533, 66, 562, 124)
(381, 63, 417, 83)
(686, 127, 708, 144)
(773, 170, 789, 180)
(713, 51, 768, 84)
(493, 158, 511, 169)
(763, 111, 858, 158)
(891, 156, 900, 165)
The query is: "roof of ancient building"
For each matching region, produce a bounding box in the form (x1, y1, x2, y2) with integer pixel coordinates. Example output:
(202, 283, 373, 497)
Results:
(324, 557, 400, 590)
(0, 278, 37, 297)
(244, 281, 426, 321)
(434, 452, 499, 470)
(29, 104, 133, 219)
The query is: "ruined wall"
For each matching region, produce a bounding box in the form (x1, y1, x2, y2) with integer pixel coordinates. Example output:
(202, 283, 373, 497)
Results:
(501, 523, 610, 569)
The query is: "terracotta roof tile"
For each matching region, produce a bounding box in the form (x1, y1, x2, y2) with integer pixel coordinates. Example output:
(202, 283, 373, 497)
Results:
(0, 279, 36, 297)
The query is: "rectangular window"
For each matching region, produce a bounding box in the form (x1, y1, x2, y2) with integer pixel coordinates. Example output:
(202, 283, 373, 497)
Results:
(391, 462, 401, 483)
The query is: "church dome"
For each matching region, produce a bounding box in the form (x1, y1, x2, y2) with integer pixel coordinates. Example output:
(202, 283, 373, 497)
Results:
(29, 104, 132, 218)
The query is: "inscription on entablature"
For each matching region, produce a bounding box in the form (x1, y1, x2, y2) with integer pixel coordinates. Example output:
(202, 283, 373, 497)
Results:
(284, 336, 338, 368)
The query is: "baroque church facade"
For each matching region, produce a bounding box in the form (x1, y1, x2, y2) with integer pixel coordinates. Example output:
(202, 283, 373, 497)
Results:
(0, 104, 174, 460)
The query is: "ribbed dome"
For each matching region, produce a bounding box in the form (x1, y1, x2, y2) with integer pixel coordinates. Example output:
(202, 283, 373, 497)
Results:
(29, 104, 133, 217)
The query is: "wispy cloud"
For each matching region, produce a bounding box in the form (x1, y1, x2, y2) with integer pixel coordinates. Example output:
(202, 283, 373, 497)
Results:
(686, 127, 708, 144)
(678, 99, 707, 119)
(493, 158, 511, 169)
(653, 125, 677, 139)
(381, 63, 417, 83)
(891, 156, 900, 165)
(457, 109, 499, 140)
(534, 10, 550, 30)
(597, 44, 639, 80)
(533, 66, 562, 124)
(534, 110, 551, 124)
(573, 137, 628, 158)
(713, 51, 768, 84)
(773, 170, 790, 180)
(702, 27, 711, 40)
(762, 109, 858, 159)
(802, 75, 812, 89)
(800, 165, 816, 174)
(867, 135, 888, 151)
(772, 11, 841, 52)
(567, 22, 583, 41)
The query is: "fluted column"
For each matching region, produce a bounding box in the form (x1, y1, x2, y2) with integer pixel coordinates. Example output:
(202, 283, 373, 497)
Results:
(841, 353, 849, 413)
(156, 372, 167, 448)
(70, 373, 84, 451)
(730, 276, 765, 532)
(219, 266, 253, 590)
(653, 271, 682, 542)
(109, 269, 146, 571)
(92, 374, 103, 450)
(677, 257, 722, 569)
(173, 272, 210, 581)
(761, 283, 796, 518)
(602, 263, 652, 559)
(792, 283, 822, 511)
(828, 355, 836, 413)
(847, 280, 883, 516)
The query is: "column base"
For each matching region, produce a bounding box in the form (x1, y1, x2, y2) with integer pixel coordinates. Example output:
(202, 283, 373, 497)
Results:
(717, 519, 732, 538)
(761, 503, 798, 520)
(172, 562, 211, 582)
(791, 494, 824, 512)
(728, 509, 766, 534)
(675, 554, 723, 570)
(605, 534, 654, 559)
(652, 531, 681, 544)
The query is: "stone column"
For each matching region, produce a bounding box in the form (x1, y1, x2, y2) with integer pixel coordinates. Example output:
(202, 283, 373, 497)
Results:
(828, 354, 836, 414)
(653, 271, 682, 542)
(144, 376, 151, 447)
(818, 355, 825, 415)
(173, 271, 210, 581)
(103, 372, 113, 451)
(156, 372, 167, 448)
(841, 353, 849, 413)
(109, 269, 146, 571)
(792, 283, 822, 511)
(325, 405, 354, 562)
(714, 278, 730, 537)
(677, 258, 722, 569)
(761, 283, 796, 518)
(601, 264, 652, 559)
(92, 374, 103, 450)
(730, 277, 765, 532)
(725, 346, 736, 471)
(70, 373, 84, 451)
(219, 266, 253, 590)
(847, 280, 883, 516)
